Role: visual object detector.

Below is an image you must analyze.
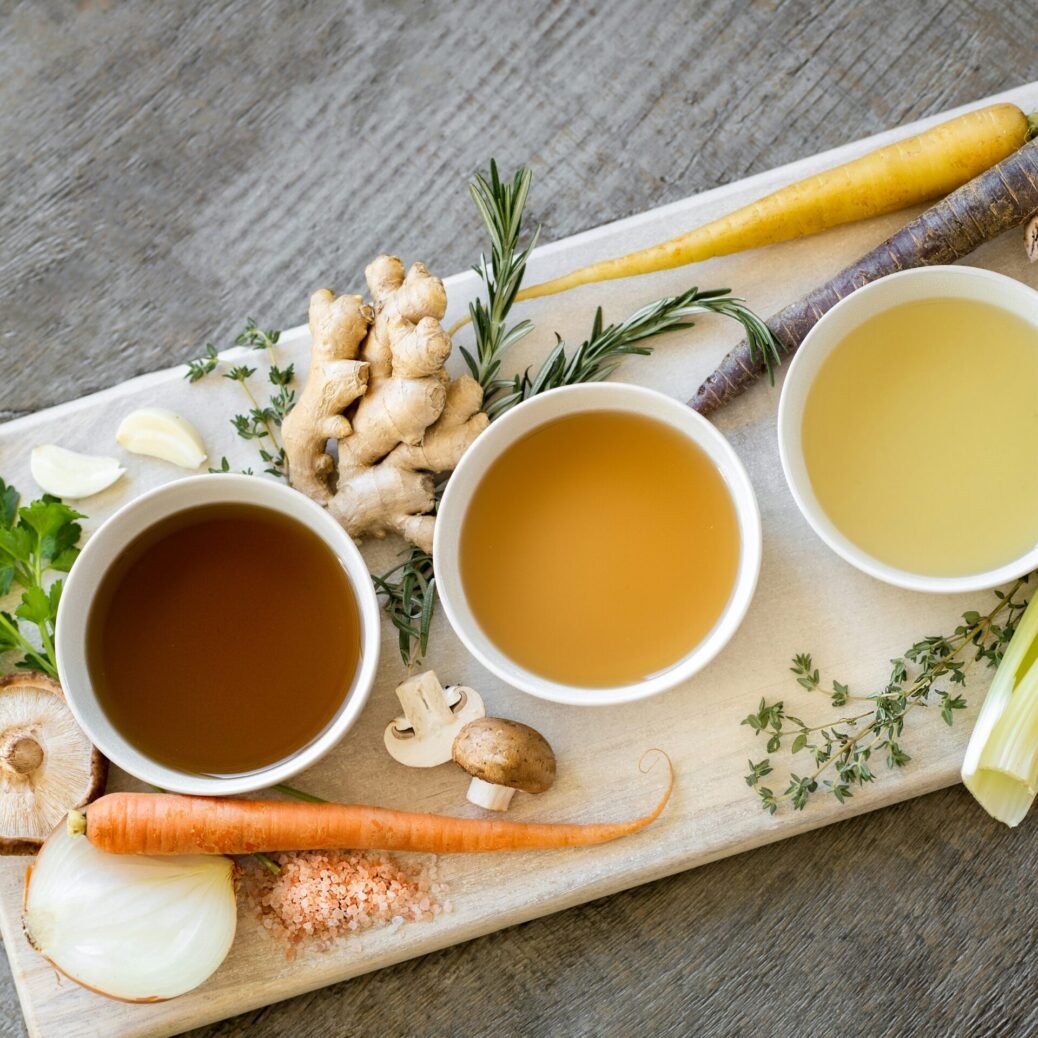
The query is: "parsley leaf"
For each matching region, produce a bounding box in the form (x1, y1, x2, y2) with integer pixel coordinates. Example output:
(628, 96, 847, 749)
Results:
(0, 479, 84, 677)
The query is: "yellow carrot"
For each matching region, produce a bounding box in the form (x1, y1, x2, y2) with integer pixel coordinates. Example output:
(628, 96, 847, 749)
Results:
(515, 103, 1037, 302)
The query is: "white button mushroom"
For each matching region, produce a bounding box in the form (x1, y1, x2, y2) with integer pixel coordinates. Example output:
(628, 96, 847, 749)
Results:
(451, 717, 556, 812)
(383, 670, 485, 768)
(0, 673, 108, 854)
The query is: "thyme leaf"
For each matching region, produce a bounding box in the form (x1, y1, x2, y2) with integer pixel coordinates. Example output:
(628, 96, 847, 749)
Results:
(185, 320, 294, 480)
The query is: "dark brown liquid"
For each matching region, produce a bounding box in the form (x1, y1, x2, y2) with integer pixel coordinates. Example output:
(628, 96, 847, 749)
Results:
(87, 502, 361, 775)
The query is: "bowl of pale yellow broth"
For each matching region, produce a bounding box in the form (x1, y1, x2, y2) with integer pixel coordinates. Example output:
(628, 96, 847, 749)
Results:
(778, 265, 1038, 594)
(433, 383, 762, 705)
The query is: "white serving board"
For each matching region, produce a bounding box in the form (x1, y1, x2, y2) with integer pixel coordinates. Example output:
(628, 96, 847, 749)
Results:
(1, 82, 1036, 1038)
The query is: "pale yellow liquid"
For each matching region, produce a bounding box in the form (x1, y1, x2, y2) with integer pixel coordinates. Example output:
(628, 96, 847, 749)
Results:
(459, 411, 741, 687)
(802, 298, 1038, 577)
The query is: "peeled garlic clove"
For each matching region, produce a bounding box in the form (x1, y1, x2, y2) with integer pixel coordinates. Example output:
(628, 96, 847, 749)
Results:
(116, 408, 208, 469)
(23, 822, 237, 1002)
(30, 445, 125, 499)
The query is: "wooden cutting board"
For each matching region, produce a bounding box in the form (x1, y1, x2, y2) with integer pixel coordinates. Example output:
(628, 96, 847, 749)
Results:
(1, 81, 1036, 1038)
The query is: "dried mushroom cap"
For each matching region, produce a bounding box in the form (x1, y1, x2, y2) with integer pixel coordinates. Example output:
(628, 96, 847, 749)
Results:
(0, 673, 107, 854)
(452, 717, 556, 794)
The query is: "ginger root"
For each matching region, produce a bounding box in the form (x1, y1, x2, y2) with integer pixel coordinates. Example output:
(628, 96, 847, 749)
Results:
(283, 256, 488, 552)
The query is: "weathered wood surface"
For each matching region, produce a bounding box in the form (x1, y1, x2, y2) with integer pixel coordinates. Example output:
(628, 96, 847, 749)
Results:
(2, 2, 1038, 1037)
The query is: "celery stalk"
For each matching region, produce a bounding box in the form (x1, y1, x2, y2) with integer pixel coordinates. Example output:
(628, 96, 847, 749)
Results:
(962, 589, 1038, 826)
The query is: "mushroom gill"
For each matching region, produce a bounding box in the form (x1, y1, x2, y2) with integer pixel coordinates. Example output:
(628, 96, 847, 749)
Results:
(0, 673, 107, 854)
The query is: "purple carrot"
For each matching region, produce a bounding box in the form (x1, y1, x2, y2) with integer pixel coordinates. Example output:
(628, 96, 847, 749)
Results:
(690, 137, 1038, 415)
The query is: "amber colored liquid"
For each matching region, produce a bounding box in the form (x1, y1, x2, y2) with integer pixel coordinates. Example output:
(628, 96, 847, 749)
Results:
(802, 298, 1038, 577)
(87, 503, 361, 775)
(459, 411, 741, 687)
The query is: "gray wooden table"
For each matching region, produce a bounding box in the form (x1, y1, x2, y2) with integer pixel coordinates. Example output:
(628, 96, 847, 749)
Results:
(3, 1, 1037, 1035)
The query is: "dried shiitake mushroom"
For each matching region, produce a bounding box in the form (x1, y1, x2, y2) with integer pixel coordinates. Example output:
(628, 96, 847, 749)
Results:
(0, 673, 107, 854)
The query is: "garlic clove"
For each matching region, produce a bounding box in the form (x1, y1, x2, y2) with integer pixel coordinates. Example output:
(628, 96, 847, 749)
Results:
(116, 408, 208, 469)
(30, 445, 125, 500)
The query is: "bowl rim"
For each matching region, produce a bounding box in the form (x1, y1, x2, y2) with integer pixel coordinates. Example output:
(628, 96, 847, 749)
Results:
(55, 473, 382, 796)
(777, 264, 1038, 594)
(433, 382, 763, 706)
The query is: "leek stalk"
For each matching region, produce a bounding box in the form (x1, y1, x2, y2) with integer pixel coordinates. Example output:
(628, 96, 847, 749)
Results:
(962, 589, 1038, 826)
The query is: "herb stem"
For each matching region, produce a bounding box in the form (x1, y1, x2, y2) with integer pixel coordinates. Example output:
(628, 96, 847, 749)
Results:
(37, 624, 57, 677)
(0, 613, 55, 678)
(747, 577, 1030, 812)
(186, 322, 293, 480)
(253, 851, 281, 875)
(771, 713, 874, 739)
(274, 782, 327, 804)
(238, 379, 282, 458)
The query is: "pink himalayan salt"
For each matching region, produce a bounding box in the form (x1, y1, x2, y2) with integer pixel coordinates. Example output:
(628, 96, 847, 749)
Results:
(240, 850, 450, 958)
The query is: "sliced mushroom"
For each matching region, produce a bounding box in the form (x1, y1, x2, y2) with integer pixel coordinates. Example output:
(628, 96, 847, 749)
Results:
(452, 717, 556, 811)
(0, 673, 108, 854)
(383, 670, 485, 767)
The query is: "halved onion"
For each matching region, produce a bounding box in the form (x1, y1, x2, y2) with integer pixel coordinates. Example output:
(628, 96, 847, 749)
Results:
(23, 820, 237, 1001)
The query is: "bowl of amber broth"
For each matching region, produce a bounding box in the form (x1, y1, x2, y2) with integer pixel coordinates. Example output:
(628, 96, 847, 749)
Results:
(55, 474, 380, 795)
(434, 383, 762, 705)
(778, 265, 1038, 593)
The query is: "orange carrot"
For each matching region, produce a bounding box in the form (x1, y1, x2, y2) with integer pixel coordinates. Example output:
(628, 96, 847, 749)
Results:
(70, 757, 673, 856)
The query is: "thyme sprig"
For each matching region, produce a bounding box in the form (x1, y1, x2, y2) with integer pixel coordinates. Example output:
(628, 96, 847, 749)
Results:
(185, 319, 294, 479)
(744, 577, 1031, 812)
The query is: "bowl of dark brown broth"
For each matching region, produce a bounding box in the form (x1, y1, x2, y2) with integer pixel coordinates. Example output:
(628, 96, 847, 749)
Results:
(434, 383, 762, 705)
(55, 474, 380, 795)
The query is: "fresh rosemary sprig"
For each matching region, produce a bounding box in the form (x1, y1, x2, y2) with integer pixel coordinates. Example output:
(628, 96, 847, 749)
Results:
(185, 319, 294, 479)
(459, 160, 538, 407)
(743, 577, 1031, 813)
(376, 159, 781, 666)
(488, 288, 777, 419)
(372, 549, 436, 668)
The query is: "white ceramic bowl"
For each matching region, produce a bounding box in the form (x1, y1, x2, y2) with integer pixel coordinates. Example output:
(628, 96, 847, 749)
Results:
(434, 383, 762, 706)
(56, 474, 381, 795)
(778, 265, 1038, 594)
